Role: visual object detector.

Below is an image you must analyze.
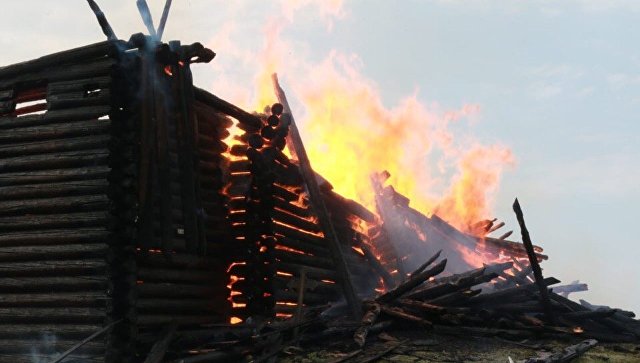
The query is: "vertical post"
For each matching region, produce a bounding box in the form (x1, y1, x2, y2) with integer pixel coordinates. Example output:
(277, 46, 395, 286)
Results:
(272, 73, 362, 319)
(512, 198, 555, 323)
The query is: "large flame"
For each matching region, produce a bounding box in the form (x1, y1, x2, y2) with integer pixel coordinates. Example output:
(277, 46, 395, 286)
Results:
(211, 2, 514, 233)
(287, 53, 514, 231)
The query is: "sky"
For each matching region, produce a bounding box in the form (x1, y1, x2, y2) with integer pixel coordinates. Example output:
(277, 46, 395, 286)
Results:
(0, 1, 638, 312)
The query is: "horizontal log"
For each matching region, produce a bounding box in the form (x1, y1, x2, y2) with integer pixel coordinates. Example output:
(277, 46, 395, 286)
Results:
(0, 179, 108, 201)
(272, 222, 325, 246)
(271, 208, 321, 234)
(0, 90, 13, 102)
(272, 184, 300, 202)
(0, 40, 121, 79)
(0, 259, 107, 276)
(0, 57, 116, 90)
(0, 341, 103, 357)
(0, 357, 100, 363)
(0, 149, 110, 173)
(136, 298, 219, 313)
(194, 101, 234, 128)
(0, 134, 110, 158)
(193, 88, 262, 130)
(135, 253, 222, 270)
(0, 165, 110, 187)
(273, 196, 311, 218)
(0, 276, 107, 292)
(0, 292, 108, 307)
(47, 88, 112, 111)
(47, 76, 112, 95)
(0, 227, 109, 247)
(198, 134, 228, 153)
(0, 243, 108, 262)
(272, 249, 334, 270)
(0, 194, 109, 216)
(0, 307, 105, 324)
(275, 262, 338, 281)
(273, 289, 336, 305)
(275, 235, 330, 258)
(323, 190, 377, 223)
(272, 275, 340, 295)
(137, 283, 221, 298)
(137, 267, 219, 283)
(0, 211, 108, 231)
(197, 118, 231, 139)
(0, 323, 103, 338)
(198, 149, 224, 164)
(0, 105, 111, 130)
(137, 314, 222, 326)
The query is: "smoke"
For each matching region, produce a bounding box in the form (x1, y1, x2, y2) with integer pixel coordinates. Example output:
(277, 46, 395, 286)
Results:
(30, 332, 57, 363)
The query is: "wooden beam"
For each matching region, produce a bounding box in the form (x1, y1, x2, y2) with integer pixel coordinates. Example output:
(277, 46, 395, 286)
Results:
(272, 73, 361, 319)
(156, 0, 173, 40)
(85, 1, 118, 41)
(513, 198, 555, 323)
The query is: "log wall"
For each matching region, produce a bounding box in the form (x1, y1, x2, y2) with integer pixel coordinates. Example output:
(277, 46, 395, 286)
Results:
(0, 40, 124, 363)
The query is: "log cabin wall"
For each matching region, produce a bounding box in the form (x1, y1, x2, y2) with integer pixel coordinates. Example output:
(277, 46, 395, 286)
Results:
(0, 40, 127, 363)
(0, 38, 233, 362)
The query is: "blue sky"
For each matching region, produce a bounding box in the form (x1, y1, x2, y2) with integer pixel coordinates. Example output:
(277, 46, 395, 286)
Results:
(1, 1, 638, 312)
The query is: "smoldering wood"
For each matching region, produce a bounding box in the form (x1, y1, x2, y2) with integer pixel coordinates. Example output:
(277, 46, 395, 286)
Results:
(376, 259, 447, 303)
(358, 242, 396, 289)
(271, 209, 321, 234)
(354, 302, 381, 347)
(409, 250, 442, 279)
(380, 305, 433, 328)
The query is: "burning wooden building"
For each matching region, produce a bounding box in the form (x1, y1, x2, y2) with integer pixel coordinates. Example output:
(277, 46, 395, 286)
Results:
(0, 31, 403, 361)
(1, 5, 639, 362)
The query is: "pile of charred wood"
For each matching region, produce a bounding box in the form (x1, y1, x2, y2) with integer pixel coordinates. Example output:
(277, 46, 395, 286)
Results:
(140, 197, 640, 363)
